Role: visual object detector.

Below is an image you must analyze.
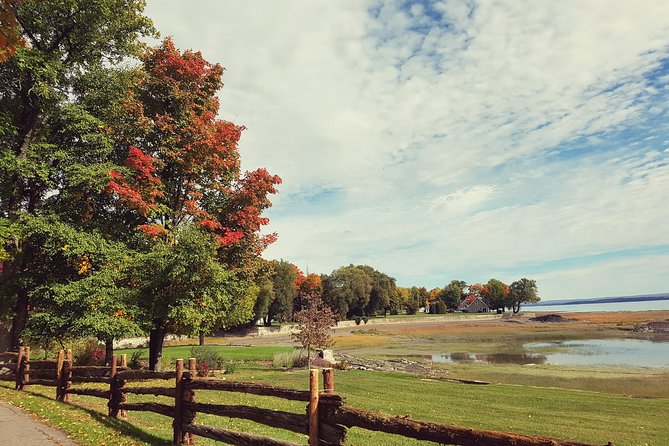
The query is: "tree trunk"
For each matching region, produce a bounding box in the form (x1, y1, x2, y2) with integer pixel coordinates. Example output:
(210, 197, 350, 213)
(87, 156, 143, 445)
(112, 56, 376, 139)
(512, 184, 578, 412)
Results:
(10, 288, 29, 351)
(199, 332, 205, 346)
(149, 322, 166, 372)
(104, 339, 114, 366)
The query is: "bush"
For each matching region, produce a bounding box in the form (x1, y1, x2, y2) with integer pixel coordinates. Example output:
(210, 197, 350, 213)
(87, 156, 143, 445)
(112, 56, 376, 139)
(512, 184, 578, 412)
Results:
(334, 359, 349, 370)
(196, 361, 210, 377)
(189, 346, 225, 374)
(272, 349, 308, 368)
(129, 350, 146, 369)
(73, 339, 105, 366)
(224, 361, 236, 375)
(354, 316, 362, 325)
(362, 316, 369, 324)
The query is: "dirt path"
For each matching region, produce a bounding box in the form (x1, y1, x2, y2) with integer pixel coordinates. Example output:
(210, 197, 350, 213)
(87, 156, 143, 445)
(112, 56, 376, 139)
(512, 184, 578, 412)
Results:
(0, 401, 77, 445)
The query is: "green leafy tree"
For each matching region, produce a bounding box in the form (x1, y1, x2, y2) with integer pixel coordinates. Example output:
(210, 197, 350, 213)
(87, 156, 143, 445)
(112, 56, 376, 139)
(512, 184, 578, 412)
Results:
(322, 265, 373, 319)
(128, 225, 248, 371)
(264, 260, 298, 324)
(391, 287, 410, 315)
(509, 278, 540, 313)
(362, 266, 396, 316)
(482, 278, 510, 312)
(0, 0, 155, 350)
(439, 280, 468, 310)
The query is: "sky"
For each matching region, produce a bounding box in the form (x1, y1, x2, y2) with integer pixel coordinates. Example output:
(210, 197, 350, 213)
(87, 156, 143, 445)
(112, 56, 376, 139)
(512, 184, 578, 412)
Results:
(145, 0, 669, 300)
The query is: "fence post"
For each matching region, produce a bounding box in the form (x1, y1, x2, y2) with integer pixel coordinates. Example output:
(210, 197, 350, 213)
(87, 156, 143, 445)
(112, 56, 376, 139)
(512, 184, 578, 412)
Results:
(14, 347, 24, 390)
(120, 354, 127, 368)
(108, 354, 119, 417)
(61, 349, 73, 403)
(56, 349, 64, 401)
(323, 368, 334, 394)
(188, 357, 196, 378)
(184, 357, 197, 445)
(309, 369, 319, 446)
(173, 359, 184, 445)
(22, 347, 30, 387)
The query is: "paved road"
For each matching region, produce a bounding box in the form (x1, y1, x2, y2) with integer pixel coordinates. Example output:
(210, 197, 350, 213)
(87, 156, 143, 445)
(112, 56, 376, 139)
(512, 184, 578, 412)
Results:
(0, 401, 77, 445)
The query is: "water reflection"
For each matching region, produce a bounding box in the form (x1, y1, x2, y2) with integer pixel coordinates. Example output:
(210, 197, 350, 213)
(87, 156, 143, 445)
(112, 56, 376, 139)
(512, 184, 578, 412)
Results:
(432, 339, 669, 368)
(433, 352, 547, 365)
(524, 339, 669, 367)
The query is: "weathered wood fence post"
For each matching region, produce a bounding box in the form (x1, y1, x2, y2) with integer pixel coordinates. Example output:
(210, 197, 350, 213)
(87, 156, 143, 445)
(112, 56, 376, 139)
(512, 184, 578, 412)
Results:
(323, 368, 334, 394)
(173, 359, 184, 445)
(55, 349, 64, 401)
(61, 349, 73, 402)
(309, 369, 319, 446)
(181, 357, 197, 445)
(118, 354, 128, 418)
(22, 347, 30, 388)
(108, 354, 121, 417)
(15, 346, 26, 390)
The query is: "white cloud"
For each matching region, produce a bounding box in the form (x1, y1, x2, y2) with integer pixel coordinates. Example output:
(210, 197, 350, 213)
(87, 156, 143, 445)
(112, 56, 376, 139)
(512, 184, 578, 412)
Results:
(145, 0, 669, 299)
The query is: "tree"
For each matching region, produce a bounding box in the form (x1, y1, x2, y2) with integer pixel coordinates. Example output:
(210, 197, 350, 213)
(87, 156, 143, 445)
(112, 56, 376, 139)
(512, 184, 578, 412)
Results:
(291, 292, 337, 368)
(392, 287, 410, 315)
(128, 225, 249, 371)
(105, 39, 280, 369)
(481, 278, 510, 312)
(439, 280, 467, 310)
(322, 265, 372, 319)
(509, 278, 539, 313)
(0, 0, 155, 350)
(265, 260, 298, 324)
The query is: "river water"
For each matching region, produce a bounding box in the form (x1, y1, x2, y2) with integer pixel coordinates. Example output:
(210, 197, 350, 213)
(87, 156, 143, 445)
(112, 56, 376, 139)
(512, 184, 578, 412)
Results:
(432, 338, 669, 368)
(525, 299, 669, 313)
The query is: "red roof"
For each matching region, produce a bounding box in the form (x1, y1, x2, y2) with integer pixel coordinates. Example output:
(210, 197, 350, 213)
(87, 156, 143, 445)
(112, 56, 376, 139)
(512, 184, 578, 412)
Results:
(459, 294, 477, 308)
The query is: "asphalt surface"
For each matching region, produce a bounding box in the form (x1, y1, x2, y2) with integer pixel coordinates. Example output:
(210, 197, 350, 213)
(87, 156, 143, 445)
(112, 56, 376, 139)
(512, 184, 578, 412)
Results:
(0, 401, 77, 445)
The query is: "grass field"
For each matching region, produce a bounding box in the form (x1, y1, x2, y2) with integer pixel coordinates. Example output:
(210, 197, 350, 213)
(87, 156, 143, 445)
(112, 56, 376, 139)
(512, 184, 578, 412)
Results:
(1, 354, 668, 445)
(115, 344, 293, 365)
(2, 312, 668, 445)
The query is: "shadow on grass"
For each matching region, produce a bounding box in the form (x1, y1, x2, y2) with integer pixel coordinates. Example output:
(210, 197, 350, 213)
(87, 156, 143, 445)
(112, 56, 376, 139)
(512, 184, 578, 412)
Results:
(79, 406, 171, 446)
(15, 386, 170, 445)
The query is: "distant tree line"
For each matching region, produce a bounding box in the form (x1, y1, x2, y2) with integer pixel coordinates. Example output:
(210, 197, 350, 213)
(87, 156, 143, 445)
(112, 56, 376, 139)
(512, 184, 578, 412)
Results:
(251, 260, 539, 325)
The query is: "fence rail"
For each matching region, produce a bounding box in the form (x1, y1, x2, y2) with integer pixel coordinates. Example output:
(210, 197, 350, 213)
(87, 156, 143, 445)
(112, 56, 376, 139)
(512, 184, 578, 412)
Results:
(0, 348, 613, 446)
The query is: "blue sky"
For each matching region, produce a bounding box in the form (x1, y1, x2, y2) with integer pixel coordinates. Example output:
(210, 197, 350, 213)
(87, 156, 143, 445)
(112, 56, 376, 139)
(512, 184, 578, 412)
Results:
(146, 0, 669, 300)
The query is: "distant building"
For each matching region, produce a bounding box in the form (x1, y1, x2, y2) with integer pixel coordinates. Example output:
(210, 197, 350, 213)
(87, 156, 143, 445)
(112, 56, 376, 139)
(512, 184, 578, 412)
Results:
(458, 295, 490, 313)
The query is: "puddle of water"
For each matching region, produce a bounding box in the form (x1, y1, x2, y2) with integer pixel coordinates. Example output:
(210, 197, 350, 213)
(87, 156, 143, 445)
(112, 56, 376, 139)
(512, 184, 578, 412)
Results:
(433, 339, 669, 367)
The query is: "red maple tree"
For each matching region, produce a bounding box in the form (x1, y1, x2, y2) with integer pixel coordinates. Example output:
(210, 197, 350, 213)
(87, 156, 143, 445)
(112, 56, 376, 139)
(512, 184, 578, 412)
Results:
(107, 38, 281, 268)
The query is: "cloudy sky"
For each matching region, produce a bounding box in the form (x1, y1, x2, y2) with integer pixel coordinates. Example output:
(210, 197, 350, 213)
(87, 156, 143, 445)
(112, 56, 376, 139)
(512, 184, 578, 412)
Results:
(145, 0, 669, 300)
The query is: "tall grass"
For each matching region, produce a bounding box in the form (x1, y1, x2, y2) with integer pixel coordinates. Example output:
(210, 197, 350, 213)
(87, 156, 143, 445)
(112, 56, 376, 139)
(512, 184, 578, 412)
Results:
(272, 349, 308, 368)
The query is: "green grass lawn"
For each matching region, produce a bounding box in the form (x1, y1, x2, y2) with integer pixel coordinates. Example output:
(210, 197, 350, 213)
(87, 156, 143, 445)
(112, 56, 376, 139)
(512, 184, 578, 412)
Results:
(115, 344, 293, 364)
(1, 363, 667, 446)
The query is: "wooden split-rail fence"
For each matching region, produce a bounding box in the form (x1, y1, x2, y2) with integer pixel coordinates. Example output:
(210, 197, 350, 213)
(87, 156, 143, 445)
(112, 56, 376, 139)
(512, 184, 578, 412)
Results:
(0, 348, 612, 446)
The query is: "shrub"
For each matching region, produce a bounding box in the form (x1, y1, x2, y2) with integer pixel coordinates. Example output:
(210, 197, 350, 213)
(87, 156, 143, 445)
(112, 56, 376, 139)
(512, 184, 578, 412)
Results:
(362, 316, 369, 324)
(196, 361, 210, 377)
(224, 361, 236, 375)
(189, 346, 225, 371)
(129, 350, 145, 369)
(273, 349, 308, 368)
(73, 339, 105, 366)
(354, 316, 362, 325)
(334, 359, 349, 370)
